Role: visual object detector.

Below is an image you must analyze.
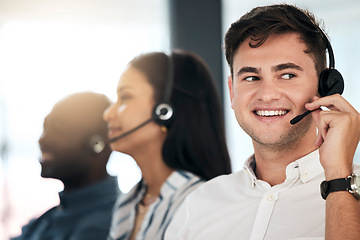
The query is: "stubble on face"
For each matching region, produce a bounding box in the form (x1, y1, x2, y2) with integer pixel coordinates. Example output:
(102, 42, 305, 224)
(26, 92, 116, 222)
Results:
(230, 33, 319, 154)
(239, 113, 314, 152)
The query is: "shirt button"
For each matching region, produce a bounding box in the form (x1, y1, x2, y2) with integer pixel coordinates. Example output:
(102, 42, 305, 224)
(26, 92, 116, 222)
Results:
(266, 194, 274, 201)
(302, 174, 308, 181)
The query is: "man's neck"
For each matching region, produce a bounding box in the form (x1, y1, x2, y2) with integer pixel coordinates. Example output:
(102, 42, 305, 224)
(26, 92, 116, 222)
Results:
(132, 146, 174, 198)
(62, 172, 109, 192)
(253, 139, 317, 186)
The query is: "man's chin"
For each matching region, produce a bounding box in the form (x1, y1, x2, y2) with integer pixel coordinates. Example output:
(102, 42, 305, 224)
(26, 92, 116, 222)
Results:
(40, 164, 55, 178)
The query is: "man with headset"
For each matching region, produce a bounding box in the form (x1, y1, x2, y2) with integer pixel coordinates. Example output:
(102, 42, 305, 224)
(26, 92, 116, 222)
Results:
(165, 4, 360, 239)
(11, 91, 120, 240)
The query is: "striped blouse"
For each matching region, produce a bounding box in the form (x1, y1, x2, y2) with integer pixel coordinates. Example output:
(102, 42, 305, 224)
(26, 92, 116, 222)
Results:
(107, 170, 203, 240)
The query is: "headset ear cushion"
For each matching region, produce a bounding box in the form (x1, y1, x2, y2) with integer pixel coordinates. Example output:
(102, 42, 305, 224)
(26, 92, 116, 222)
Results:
(89, 135, 105, 154)
(318, 69, 344, 97)
(153, 103, 174, 126)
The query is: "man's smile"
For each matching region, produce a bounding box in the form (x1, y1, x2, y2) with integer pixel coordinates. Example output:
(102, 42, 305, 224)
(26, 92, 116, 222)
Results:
(254, 109, 289, 117)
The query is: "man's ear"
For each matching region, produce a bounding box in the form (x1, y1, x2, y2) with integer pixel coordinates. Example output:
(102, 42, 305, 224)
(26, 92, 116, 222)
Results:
(227, 75, 235, 109)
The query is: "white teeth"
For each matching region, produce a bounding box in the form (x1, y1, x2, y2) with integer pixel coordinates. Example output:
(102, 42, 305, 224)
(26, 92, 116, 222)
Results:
(256, 110, 287, 117)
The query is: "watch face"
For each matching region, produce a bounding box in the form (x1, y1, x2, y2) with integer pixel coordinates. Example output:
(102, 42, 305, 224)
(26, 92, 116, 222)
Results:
(353, 175, 360, 189)
(351, 174, 360, 200)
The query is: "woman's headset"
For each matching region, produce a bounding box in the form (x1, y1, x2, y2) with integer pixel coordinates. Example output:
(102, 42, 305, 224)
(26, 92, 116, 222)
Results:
(153, 54, 175, 126)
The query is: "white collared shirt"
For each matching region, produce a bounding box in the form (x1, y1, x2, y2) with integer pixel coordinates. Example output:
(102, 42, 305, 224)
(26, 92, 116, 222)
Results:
(165, 150, 360, 240)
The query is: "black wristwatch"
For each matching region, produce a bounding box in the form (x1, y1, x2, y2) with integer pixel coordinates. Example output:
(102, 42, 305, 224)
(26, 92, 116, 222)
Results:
(320, 174, 360, 200)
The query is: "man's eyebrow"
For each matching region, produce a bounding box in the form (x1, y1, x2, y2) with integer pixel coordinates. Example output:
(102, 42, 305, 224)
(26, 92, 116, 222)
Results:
(272, 63, 303, 72)
(236, 67, 260, 77)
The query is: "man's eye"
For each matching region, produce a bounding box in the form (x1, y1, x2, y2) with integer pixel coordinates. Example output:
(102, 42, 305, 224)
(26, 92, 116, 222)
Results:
(243, 76, 260, 82)
(281, 73, 296, 80)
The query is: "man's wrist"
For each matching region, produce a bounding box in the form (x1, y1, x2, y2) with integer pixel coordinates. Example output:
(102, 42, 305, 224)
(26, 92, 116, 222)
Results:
(324, 167, 352, 181)
(320, 173, 360, 200)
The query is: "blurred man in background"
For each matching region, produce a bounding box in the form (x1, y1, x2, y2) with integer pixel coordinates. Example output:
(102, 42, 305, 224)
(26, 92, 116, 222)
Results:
(11, 91, 120, 240)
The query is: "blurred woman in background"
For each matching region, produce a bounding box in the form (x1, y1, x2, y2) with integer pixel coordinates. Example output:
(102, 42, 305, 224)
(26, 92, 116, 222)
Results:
(104, 50, 232, 240)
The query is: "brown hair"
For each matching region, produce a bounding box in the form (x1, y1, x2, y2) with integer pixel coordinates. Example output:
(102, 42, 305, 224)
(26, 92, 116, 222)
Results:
(224, 4, 328, 77)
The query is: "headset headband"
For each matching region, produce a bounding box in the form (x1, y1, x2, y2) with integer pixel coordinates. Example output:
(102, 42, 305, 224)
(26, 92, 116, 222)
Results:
(163, 54, 174, 103)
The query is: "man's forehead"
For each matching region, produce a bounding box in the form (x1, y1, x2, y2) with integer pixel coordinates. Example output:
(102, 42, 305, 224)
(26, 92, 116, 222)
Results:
(232, 33, 314, 71)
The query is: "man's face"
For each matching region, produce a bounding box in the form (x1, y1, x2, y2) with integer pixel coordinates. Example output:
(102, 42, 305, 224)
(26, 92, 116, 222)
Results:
(38, 101, 91, 181)
(228, 33, 319, 149)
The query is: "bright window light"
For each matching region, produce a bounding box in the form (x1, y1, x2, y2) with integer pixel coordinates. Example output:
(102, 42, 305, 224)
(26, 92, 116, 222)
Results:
(0, 14, 169, 238)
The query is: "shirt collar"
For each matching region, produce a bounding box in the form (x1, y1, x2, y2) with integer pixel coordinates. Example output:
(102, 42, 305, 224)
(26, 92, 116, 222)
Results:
(244, 155, 257, 187)
(159, 170, 197, 199)
(244, 149, 322, 187)
(135, 170, 199, 202)
(291, 149, 323, 183)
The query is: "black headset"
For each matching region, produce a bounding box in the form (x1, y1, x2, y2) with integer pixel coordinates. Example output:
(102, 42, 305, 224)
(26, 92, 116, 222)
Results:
(290, 21, 345, 125)
(152, 53, 175, 126)
(318, 33, 344, 97)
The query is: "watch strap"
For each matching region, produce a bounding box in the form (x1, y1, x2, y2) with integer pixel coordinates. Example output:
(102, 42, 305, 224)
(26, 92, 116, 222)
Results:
(321, 177, 351, 200)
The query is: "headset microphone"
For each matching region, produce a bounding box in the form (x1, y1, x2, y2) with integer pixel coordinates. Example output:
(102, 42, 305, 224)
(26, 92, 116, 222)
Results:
(289, 78, 343, 125)
(109, 116, 156, 143)
(290, 27, 344, 125)
(109, 103, 174, 143)
(290, 110, 312, 125)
